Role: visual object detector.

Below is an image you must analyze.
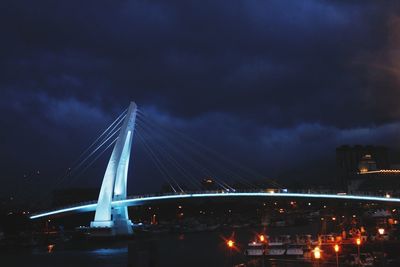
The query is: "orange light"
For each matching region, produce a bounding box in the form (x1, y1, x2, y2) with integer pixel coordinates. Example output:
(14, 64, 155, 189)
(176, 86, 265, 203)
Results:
(313, 246, 321, 259)
(356, 238, 361, 246)
(227, 240, 234, 248)
(334, 244, 340, 253)
(259, 234, 265, 242)
(47, 244, 54, 253)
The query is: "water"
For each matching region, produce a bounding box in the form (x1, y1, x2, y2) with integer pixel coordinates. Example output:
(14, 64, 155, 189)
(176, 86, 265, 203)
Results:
(1, 226, 324, 267)
(3, 247, 128, 267)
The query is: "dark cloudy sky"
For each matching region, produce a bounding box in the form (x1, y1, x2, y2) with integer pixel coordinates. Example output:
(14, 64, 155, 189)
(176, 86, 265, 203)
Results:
(1, 0, 400, 198)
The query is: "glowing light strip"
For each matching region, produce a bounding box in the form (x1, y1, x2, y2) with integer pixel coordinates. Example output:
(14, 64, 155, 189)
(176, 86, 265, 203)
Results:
(30, 192, 400, 219)
(359, 169, 400, 174)
(30, 204, 97, 219)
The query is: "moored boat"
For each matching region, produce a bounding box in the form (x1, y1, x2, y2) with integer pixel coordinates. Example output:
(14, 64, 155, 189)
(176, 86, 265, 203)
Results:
(285, 244, 304, 258)
(245, 242, 265, 257)
(265, 242, 286, 258)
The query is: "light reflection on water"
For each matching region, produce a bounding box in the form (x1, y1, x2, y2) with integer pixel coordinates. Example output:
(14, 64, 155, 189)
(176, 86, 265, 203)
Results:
(90, 248, 128, 256)
(47, 244, 55, 253)
(3, 225, 320, 267)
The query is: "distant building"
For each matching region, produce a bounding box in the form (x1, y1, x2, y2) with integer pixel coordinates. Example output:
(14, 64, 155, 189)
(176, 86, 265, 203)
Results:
(336, 145, 390, 189)
(358, 154, 378, 173)
(336, 145, 400, 195)
(349, 169, 400, 194)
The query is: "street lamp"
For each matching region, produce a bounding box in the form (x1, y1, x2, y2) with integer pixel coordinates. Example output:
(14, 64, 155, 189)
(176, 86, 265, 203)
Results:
(378, 228, 385, 266)
(356, 238, 361, 265)
(313, 246, 321, 259)
(334, 244, 340, 267)
(313, 246, 322, 267)
(378, 228, 385, 235)
(258, 234, 267, 267)
(226, 239, 234, 267)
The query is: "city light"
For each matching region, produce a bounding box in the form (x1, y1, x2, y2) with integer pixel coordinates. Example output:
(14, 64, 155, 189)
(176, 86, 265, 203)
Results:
(356, 237, 361, 264)
(47, 244, 55, 253)
(334, 244, 340, 253)
(378, 228, 385, 235)
(334, 244, 340, 267)
(259, 234, 265, 242)
(313, 246, 321, 259)
(226, 239, 235, 267)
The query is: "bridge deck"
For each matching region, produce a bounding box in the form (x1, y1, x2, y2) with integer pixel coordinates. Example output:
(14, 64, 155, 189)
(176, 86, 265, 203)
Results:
(30, 191, 400, 219)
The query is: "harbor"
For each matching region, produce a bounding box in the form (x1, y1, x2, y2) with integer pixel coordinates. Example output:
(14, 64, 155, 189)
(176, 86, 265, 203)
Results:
(2, 201, 400, 267)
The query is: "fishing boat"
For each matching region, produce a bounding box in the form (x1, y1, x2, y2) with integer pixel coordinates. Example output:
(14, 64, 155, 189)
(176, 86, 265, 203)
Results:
(244, 241, 265, 257)
(265, 242, 286, 258)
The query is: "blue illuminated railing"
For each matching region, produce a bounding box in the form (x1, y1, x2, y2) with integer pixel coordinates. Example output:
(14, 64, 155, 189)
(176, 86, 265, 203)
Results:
(29, 189, 400, 220)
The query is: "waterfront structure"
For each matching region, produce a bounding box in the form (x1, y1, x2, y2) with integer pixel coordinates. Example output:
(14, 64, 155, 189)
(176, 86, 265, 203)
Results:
(336, 145, 390, 189)
(90, 102, 137, 235)
(349, 168, 400, 194)
(339, 150, 400, 194)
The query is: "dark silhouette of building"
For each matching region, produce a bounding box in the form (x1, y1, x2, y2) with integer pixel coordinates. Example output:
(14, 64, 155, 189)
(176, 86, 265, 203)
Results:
(336, 145, 390, 189)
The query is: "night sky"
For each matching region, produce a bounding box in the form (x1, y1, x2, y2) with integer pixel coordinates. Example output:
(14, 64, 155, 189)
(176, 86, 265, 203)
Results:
(1, 1, 400, 199)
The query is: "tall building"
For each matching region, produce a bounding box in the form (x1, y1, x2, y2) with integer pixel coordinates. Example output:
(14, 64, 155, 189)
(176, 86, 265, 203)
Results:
(336, 145, 390, 189)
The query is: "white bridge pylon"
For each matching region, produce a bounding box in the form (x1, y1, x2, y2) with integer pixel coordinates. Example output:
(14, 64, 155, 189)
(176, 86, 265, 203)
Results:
(90, 102, 137, 235)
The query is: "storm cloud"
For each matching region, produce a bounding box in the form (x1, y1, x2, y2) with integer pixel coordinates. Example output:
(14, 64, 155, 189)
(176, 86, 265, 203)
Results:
(1, 0, 400, 197)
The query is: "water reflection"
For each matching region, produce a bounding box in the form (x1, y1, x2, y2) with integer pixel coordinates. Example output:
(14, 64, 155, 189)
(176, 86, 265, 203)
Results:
(47, 244, 55, 253)
(90, 248, 127, 256)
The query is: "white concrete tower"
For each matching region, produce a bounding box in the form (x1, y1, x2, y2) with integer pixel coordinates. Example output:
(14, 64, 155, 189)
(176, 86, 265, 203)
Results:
(90, 102, 137, 235)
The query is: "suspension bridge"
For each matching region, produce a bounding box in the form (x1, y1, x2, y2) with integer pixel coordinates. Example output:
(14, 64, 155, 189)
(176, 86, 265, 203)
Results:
(29, 102, 400, 236)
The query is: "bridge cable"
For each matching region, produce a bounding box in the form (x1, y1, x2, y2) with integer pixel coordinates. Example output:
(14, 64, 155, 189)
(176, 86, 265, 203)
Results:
(136, 131, 183, 192)
(70, 109, 127, 168)
(26, 110, 127, 207)
(66, 137, 119, 185)
(136, 123, 203, 190)
(136, 120, 231, 191)
(135, 114, 254, 189)
(68, 126, 122, 178)
(136, 116, 243, 191)
(136, 115, 255, 190)
(137, 111, 283, 189)
(135, 132, 177, 192)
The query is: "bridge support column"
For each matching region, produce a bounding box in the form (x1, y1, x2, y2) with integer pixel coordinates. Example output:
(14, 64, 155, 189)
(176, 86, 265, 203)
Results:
(90, 102, 137, 236)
